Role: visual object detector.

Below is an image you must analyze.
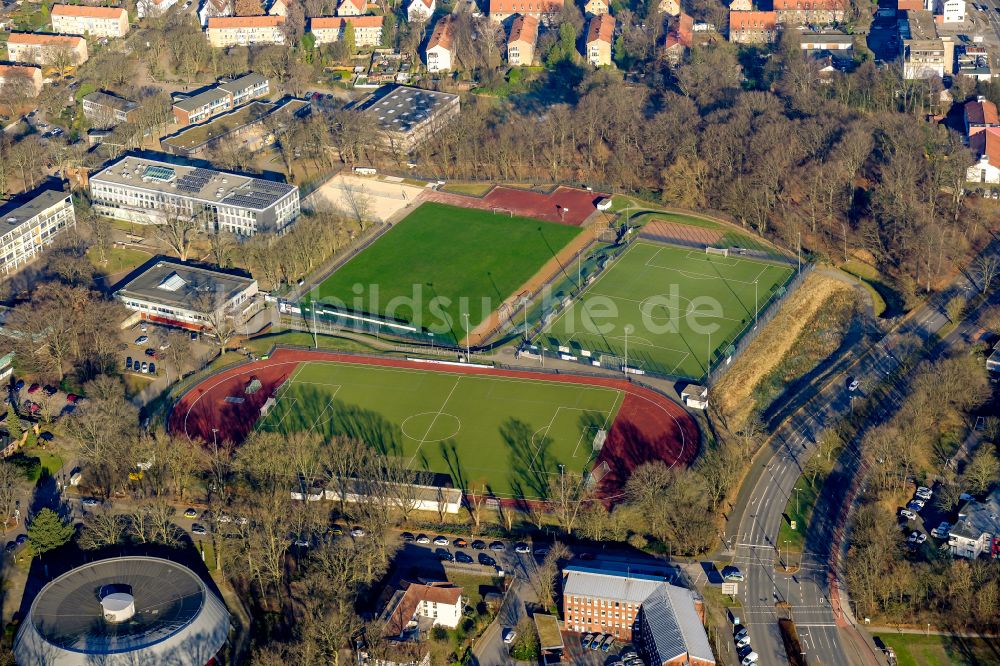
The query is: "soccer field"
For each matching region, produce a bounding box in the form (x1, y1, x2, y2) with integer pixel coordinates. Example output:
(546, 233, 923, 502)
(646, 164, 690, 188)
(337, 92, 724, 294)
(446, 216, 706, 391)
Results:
(313, 202, 582, 343)
(538, 241, 794, 379)
(257, 361, 623, 498)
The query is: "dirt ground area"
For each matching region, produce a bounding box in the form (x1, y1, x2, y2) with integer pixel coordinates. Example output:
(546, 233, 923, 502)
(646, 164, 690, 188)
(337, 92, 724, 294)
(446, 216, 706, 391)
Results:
(303, 174, 427, 222)
(641, 219, 724, 246)
(424, 185, 607, 226)
(712, 272, 855, 429)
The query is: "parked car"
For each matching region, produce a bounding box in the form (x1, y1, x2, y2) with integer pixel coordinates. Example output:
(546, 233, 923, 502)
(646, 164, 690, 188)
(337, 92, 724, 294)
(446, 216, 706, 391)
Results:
(601, 635, 615, 651)
(65, 393, 78, 403)
(433, 536, 449, 546)
(27, 383, 39, 394)
(915, 486, 933, 500)
(135, 335, 148, 345)
(330, 525, 343, 536)
(140, 362, 148, 373)
(741, 652, 759, 666)
(13, 380, 24, 392)
(292, 534, 310, 547)
(38, 432, 54, 442)
(192, 524, 207, 535)
(907, 499, 925, 512)
(183, 508, 198, 518)
(847, 376, 859, 391)
(15, 534, 27, 546)
(455, 551, 473, 563)
(437, 549, 453, 561)
(490, 541, 506, 551)
(478, 553, 496, 566)
(350, 527, 366, 537)
(400, 532, 415, 542)
(734, 625, 748, 640)
(581, 634, 595, 649)
(503, 628, 517, 644)
(159, 341, 171, 350)
(514, 542, 530, 554)
(42, 385, 56, 397)
(148, 363, 156, 375)
(453, 538, 468, 548)
(590, 633, 605, 650)
(736, 635, 752, 649)
(81, 498, 101, 507)
(534, 546, 549, 557)
(145, 348, 157, 358)
(899, 509, 917, 521)
(471, 539, 486, 550)
(931, 522, 952, 539)
(723, 566, 745, 582)
(416, 534, 430, 544)
(125, 357, 133, 370)
(907, 531, 927, 545)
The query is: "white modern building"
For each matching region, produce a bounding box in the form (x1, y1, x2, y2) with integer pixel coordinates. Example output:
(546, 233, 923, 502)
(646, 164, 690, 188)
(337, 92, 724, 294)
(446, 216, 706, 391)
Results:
(114, 259, 260, 331)
(967, 127, 1000, 184)
(949, 490, 1000, 559)
(407, 0, 435, 21)
(380, 581, 464, 639)
(89, 155, 300, 236)
(0, 188, 76, 276)
(425, 17, 453, 72)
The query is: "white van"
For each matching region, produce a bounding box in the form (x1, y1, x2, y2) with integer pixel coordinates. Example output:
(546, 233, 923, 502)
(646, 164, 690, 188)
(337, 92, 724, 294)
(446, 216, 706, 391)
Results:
(741, 652, 759, 666)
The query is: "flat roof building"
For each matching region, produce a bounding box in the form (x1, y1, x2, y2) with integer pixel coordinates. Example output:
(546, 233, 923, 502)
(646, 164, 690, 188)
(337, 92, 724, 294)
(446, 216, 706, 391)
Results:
(161, 98, 309, 157)
(172, 72, 270, 125)
(89, 154, 300, 236)
(901, 10, 952, 79)
(0, 188, 76, 276)
(114, 258, 259, 330)
(14, 556, 230, 666)
(6, 32, 89, 66)
(83, 90, 140, 128)
(51, 4, 130, 38)
(357, 84, 460, 153)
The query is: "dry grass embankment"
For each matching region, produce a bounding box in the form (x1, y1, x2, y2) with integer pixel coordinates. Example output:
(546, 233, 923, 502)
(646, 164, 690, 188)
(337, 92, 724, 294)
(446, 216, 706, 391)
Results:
(714, 272, 856, 430)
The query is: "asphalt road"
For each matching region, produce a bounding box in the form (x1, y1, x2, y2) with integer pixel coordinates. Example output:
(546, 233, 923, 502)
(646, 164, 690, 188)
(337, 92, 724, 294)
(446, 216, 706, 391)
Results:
(727, 233, 1000, 666)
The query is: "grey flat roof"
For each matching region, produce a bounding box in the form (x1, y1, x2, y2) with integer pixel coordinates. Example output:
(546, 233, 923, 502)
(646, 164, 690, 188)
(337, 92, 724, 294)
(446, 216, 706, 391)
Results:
(800, 32, 853, 44)
(563, 566, 666, 604)
(174, 86, 231, 113)
(359, 84, 458, 134)
(91, 155, 295, 210)
(952, 490, 1000, 540)
(0, 189, 70, 232)
(218, 72, 267, 94)
(83, 90, 139, 113)
(115, 259, 255, 310)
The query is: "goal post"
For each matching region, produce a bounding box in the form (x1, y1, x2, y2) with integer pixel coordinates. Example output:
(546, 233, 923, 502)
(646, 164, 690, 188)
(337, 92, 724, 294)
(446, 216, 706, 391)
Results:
(491, 207, 514, 217)
(706, 246, 730, 257)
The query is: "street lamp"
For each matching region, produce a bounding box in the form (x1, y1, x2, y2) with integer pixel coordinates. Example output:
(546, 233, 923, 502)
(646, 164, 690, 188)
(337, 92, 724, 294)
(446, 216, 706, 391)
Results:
(462, 312, 470, 362)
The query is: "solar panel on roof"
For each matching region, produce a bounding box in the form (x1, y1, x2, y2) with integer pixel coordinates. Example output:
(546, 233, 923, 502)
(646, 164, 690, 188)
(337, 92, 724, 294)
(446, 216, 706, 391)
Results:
(143, 165, 175, 182)
(190, 168, 216, 179)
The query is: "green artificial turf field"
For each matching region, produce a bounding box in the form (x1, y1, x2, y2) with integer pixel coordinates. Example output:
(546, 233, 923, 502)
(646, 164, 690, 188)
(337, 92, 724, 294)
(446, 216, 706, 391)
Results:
(537, 241, 795, 379)
(257, 361, 623, 498)
(313, 202, 582, 343)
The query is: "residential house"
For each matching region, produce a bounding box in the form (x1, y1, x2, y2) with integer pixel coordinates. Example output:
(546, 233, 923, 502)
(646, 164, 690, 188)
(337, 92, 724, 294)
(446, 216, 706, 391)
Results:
(949, 490, 1000, 559)
(584, 0, 608, 16)
(586, 13, 615, 67)
(425, 17, 454, 72)
(968, 127, 1000, 184)
(664, 12, 693, 65)
(5, 32, 88, 66)
(310, 15, 384, 47)
(268, 0, 287, 15)
(82, 90, 140, 127)
(407, 0, 435, 21)
(199, 0, 233, 27)
(958, 45, 992, 81)
(171, 72, 270, 125)
(0, 63, 42, 96)
(51, 4, 130, 38)
(380, 582, 464, 639)
(773, 0, 848, 24)
(659, 0, 680, 15)
(901, 10, 953, 80)
(138, 0, 179, 18)
(507, 14, 539, 66)
(207, 15, 285, 46)
(562, 566, 715, 665)
(488, 0, 564, 23)
(336, 0, 366, 16)
(0, 188, 76, 276)
(965, 96, 999, 138)
(728, 10, 777, 44)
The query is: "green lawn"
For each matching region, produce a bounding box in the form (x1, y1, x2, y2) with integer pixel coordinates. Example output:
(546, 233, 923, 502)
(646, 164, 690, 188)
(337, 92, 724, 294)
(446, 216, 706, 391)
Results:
(257, 360, 623, 498)
(440, 182, 494, 196)
(312, 202, 582, 343)
(877, 632, 1000, 666)
(87, 246, 151, 276)
(778, 474, 824, 553)
(536, 241, 794, 380)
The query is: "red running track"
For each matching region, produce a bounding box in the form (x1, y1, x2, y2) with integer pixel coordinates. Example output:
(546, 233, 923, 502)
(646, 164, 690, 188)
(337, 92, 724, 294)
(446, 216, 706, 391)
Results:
(168, 348, 699, 497)
(424, 186, 609, 227)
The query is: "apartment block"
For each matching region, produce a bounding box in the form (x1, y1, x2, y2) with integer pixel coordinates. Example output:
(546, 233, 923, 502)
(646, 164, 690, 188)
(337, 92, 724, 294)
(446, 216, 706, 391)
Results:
(901, 9, 952, 79)
(172, 72, 270, 125)
(728, 10, 778, 44)
(5, 32, 89, 66)
(309, 15, 384, 47)
(89, 155, 300, 236)
(507, 14, 539, 66)
(488, 0, 563, 22)
(585, 14, 614, 67)
(0, 64, 43, 97)
(83, 91, 141, 128)
(50, 5, 130, 38)
(206, 15, 285, 47)
(0, 188, 76, 276)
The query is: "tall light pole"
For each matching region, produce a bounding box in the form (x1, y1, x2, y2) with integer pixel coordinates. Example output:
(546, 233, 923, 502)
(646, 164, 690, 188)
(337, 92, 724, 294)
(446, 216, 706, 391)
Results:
(462, 312, 470, 362)
(522, 295, 529, 344)
(623, 325, 631, 375)
(754, 279, 759, 328)
(797, 231, 802, 273)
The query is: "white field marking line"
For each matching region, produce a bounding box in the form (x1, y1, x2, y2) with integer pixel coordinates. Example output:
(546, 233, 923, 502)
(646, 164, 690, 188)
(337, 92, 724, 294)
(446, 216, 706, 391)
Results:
(682, 250, 742, 268)
(643, 246, 665, 268)
(305, 385, 343, 434)
(642, 256, 772, 287)
(406, 377, 462, 469)
(570, 427, 598, 459)
(293, 359, 617, 397)
(602, 390, 625, 430)
(262, 396, 298, 432)
(529, 405, 615, 466)
(668, 352, 692, 376)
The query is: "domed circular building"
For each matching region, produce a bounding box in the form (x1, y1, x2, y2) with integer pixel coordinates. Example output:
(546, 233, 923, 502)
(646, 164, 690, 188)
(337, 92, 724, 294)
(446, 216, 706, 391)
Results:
(14, 556, 230, 666)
